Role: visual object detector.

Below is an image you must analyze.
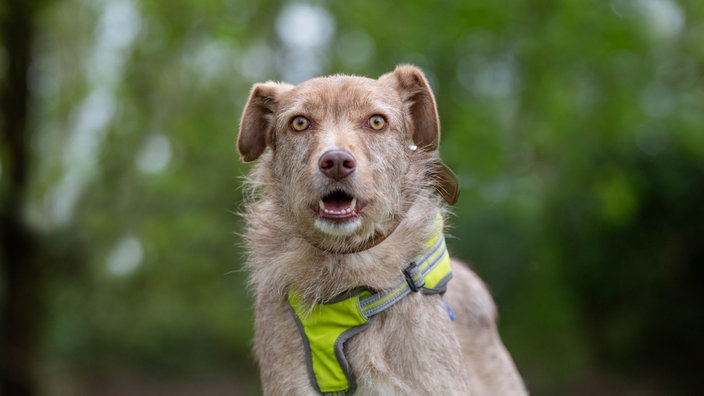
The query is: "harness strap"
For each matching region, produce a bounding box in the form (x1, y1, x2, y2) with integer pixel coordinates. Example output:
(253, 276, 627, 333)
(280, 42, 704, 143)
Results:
(358, 231, 451, 318)
(288, 215, 452, 395)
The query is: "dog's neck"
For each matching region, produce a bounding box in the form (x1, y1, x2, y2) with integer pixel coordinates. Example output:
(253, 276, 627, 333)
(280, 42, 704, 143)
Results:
(245, 195, 444, 307)
(302, 217, 403, 255)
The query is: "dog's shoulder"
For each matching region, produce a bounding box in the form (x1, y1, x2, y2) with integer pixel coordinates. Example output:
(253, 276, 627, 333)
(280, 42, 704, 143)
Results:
(446, 259, 498, 328)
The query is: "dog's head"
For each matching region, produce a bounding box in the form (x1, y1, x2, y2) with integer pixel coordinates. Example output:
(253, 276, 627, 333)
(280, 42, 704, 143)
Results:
(238, 65, 457, 251)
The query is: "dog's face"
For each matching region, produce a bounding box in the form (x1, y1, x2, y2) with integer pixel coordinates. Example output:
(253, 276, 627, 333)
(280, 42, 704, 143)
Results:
(238, 65, 457, 248)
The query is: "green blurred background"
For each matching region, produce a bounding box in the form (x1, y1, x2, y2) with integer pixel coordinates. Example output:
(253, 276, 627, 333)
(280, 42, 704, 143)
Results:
(2, 0, 703, 395)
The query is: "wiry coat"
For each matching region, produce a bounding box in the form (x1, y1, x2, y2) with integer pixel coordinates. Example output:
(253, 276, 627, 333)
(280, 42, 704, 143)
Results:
(237, 65, 527, 395)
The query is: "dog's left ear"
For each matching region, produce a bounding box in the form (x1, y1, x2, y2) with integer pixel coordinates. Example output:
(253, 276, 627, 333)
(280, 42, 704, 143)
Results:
(380, 64, 440, 151)
(381, 65, 460, 205)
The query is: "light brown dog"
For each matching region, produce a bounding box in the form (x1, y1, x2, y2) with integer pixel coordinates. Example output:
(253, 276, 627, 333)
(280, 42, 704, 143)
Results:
(237, 65, 527, 395)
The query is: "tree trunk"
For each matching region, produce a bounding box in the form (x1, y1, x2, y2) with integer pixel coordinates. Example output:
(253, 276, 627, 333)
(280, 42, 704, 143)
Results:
(1, 1, 40, 395)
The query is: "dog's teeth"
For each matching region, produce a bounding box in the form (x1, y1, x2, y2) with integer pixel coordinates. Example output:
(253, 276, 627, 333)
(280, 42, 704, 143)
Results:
(319, 197, 357, 216)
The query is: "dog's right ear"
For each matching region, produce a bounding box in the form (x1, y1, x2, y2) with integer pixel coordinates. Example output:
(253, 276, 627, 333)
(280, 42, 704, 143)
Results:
(237, 82, 293, 162)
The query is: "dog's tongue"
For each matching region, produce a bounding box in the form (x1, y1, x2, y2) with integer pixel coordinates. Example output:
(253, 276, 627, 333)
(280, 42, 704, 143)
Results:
(319, 192, 357, 216)
(323, 196, 352, 211)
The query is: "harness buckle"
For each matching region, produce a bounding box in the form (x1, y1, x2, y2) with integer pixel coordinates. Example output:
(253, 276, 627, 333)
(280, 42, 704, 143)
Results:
(403, 262, 425, 292)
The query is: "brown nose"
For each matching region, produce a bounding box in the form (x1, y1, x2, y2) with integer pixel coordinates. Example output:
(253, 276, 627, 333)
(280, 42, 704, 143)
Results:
(318, 150, 356, 180)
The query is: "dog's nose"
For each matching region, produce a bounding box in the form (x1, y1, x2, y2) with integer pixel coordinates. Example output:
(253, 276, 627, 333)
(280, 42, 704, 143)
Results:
(318, 150, 356, 180)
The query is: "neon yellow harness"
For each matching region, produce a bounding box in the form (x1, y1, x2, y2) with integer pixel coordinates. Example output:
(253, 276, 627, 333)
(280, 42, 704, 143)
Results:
(288, 218, 453, 395)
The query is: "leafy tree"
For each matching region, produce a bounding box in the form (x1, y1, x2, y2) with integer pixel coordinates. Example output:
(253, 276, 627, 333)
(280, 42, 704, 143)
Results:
(1, 0, 702, 394)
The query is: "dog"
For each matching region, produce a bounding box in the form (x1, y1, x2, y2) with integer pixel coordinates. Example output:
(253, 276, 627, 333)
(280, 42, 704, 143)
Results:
(237, 65, 527, 395)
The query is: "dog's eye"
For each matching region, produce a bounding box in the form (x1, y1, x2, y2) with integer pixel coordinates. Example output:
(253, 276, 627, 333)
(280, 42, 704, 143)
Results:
(368, 115, 386, 131)
(291, 116, 310, 132)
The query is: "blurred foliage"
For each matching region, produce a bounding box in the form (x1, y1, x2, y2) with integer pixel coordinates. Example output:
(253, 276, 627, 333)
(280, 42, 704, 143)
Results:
(1, 0, 703, 394)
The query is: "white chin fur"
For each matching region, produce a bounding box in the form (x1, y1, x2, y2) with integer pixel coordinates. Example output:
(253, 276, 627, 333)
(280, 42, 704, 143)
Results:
(314, 218, 362, 236)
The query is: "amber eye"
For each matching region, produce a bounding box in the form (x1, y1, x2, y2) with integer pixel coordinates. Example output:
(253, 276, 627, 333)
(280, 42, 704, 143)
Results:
(368, 115, 386, 131)
(291, 116, 310, 131)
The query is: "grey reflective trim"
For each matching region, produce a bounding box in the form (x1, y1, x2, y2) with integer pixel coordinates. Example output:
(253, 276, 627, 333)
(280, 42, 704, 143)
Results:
(288, 304, 323, 394)
(333, 317, 375, 396)
(359, 284, 412, 319)
(355, 288, 386, 309)
(418, 236, 446, 277)
(418, 233, 445, 268)
(420, 272, 453, 295)
(419, 245, 448, 283)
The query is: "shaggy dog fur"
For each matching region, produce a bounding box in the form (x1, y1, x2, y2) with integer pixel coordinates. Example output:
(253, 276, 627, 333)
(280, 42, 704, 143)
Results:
(237, 65, 527, 395)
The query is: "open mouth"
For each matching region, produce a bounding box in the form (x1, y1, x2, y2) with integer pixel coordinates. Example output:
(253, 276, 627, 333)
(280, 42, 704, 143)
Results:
(317, 190, 360, 220)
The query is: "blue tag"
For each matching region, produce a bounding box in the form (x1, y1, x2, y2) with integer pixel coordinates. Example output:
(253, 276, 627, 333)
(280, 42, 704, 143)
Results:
(444, 299, 456, 321)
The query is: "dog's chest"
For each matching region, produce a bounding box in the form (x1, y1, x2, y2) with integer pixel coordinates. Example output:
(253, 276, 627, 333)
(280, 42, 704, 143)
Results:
(340, 294, 467, 394)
